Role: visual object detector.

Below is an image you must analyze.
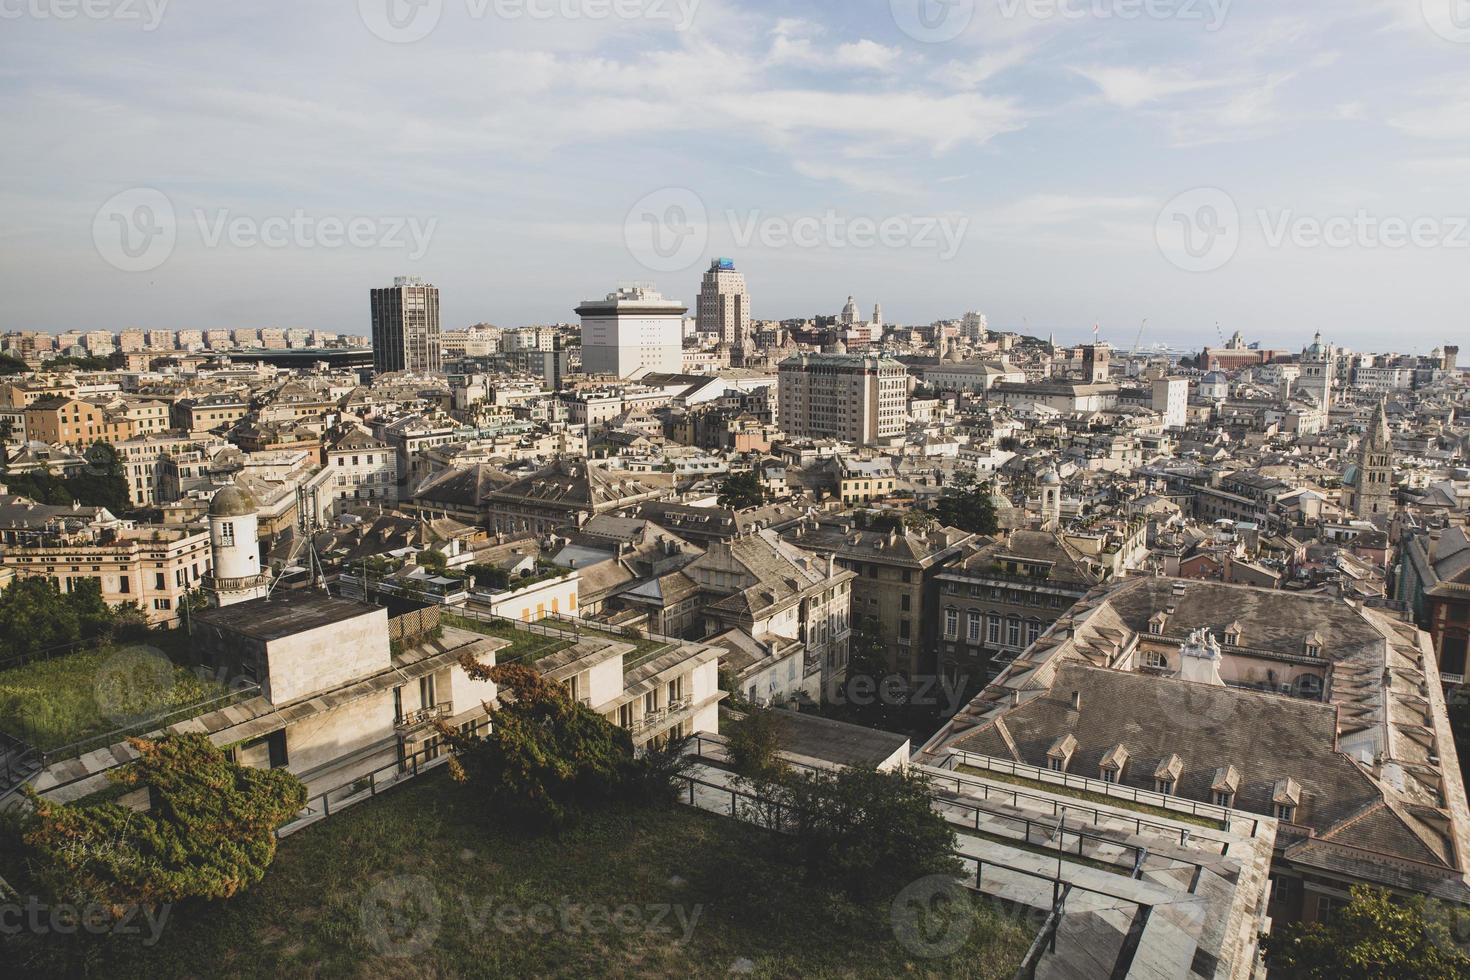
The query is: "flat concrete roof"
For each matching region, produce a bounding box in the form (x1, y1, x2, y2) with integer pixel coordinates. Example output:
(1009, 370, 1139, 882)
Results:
(193, 590, 382, 642)
(772, 710, 910, 769)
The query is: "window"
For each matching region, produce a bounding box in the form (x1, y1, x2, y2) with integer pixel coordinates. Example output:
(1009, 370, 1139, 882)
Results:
(1048, 757, 1064, 772)
(967, 612, 981, 643)
(899, 619, 911, 640)
(1145, 650, 1168, 669)
(1007, 617, 1021, 648)
(1304, 642, 1321, 658)
(154, 573, 165, 590)
(219, 521, 234, 547)
(1156, 778, 1174, 795)
(988, 615, 1001, 645)
(419, 675, 436, 708)
(118, 575, 130, 594)
(1101, 768, 1116, 784)
(1214, 791, 1234, 808)
(900, 594, 911, 612)
(1026, 619, 1041, 646)
(944, 608, 958, 638)
(1275, 804, 1295, 822)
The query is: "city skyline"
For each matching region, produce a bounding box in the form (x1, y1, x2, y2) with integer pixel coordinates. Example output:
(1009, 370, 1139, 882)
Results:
(3, 2, 1467, 348)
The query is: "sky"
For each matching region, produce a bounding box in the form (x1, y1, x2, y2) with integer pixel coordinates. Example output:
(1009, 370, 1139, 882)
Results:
(1, 0, 1467, 352)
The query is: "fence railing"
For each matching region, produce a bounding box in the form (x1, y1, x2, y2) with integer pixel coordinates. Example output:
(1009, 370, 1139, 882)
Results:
(919, 764, 1230, 853)
(22, 684, 264, 769)
(945, 750, 1253, 835)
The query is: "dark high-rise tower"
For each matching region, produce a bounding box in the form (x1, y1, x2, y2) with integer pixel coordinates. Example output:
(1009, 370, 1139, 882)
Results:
(370, 276, 441, 374)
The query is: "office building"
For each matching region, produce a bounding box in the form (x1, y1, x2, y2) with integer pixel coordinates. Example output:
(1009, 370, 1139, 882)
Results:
(371, 276, 442, 375)
(695, 258, 751, 349)
(576, 285, 685, 379)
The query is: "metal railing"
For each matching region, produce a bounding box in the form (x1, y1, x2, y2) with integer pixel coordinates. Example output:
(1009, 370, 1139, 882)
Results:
(395, 702, 453, 731)
(274, 729, 488, 838)
(17, 683, 264, 769)
(920, 764, 1231, 852)
(945, 750, 1254, 835)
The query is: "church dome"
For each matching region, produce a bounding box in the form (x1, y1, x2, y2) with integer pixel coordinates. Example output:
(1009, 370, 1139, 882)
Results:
(209, 484, 259, 518)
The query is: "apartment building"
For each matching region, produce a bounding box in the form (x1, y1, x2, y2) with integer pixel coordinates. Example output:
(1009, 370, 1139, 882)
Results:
(23, 396, 167, 449)
(933, 530, 1101, 683)
(684, 528, 856, 700)
(782, 519, 976, 677)
(3, 523, 212, 625)
(175, 392, 251, 434)
(776, 352, 907, 446)
(305, 426, 399, 521)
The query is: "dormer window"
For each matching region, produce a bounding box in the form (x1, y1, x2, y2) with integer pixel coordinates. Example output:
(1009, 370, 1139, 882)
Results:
(1224, 621, 1242, 647)
(1272, 778, 1301, 824)
(1211, 765, 1240, 810)
(1046, 733, 1078, 774)
(1303, 631, 1324, 659)
(1099, 744, 1129, 785)
(1154, 753, 1182, 796)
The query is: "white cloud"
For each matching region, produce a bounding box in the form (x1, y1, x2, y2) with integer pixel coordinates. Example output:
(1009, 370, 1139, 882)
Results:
(833, 40, 903, 73)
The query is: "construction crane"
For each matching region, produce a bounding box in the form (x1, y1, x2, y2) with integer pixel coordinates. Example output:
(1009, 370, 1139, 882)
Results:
(1130, 317, 1149, 357)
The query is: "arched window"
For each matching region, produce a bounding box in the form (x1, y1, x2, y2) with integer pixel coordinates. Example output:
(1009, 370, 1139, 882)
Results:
(1293, 674, 1323, 700)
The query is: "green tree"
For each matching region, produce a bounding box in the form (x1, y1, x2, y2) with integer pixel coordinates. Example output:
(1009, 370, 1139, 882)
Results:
(21, 732, 306, 919)
(1261, 885, 1470, 979)
(441, 661, 671, 829)
(902, 508, 936, 533)
(717, 471, 766, 510)
(726, 705, 787, 782)
(766, 765, 961, 902)
(0, 353, 28, 375)
(933, 482, 999, 535)
(418, 548, 449, 575)
(0, 577, 83, 656)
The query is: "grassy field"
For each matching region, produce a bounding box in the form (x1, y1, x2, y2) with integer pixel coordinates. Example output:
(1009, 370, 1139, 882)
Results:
(0, 645, 227, 752)
(957, 765, 1224, 829)
(444, 614, 573, 665)
(59, 772, 1033, 980)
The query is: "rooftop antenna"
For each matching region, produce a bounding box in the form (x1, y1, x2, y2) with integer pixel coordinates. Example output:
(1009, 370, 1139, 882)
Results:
(286, 484, 328, 596)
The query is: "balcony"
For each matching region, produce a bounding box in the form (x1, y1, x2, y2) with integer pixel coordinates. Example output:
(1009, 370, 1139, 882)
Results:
(395, 701, 453, 733)
(629, 697, 694, 737)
